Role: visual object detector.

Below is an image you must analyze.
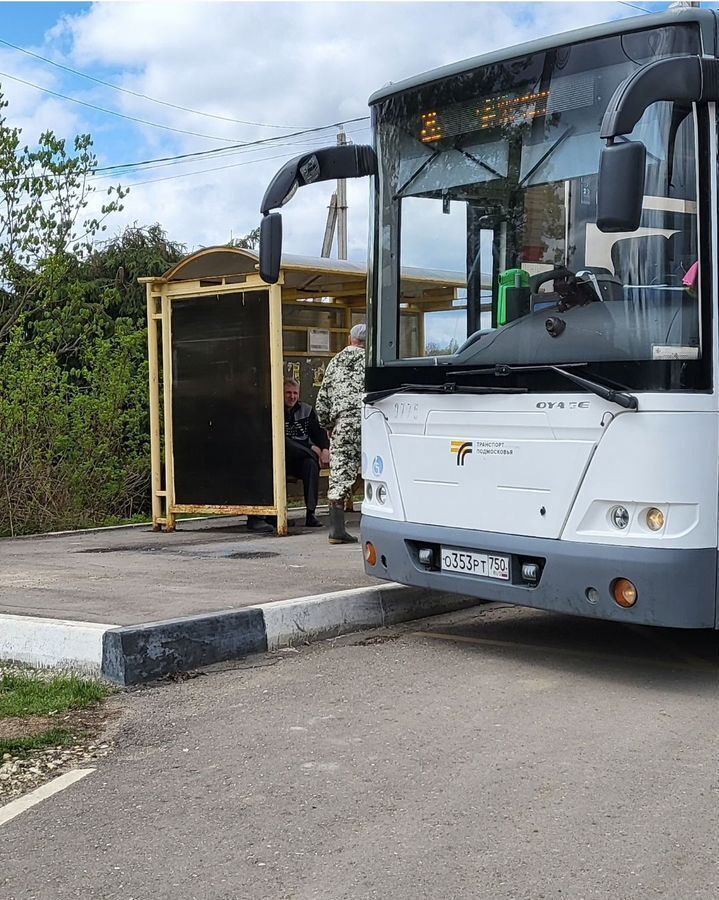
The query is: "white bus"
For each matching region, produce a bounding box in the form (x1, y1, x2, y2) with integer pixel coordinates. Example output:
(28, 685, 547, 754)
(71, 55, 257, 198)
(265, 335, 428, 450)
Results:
(259, 7, 719, 628)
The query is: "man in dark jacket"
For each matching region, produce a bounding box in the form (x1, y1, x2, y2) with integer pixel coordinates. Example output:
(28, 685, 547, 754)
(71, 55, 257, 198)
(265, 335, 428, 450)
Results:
(247, 378, 329, 532)
(283, 377, 329, 527)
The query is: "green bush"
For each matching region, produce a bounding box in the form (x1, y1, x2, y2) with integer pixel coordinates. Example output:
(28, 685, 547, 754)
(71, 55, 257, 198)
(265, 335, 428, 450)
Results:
(0, 322, 150, 536)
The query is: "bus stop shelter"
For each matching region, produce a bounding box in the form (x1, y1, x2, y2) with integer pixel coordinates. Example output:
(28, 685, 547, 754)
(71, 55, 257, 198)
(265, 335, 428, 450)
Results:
(141, 247, 464, 534)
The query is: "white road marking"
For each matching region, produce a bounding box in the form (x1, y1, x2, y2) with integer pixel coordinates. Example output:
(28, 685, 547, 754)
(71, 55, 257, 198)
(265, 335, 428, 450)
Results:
(0, 768, 95, 827)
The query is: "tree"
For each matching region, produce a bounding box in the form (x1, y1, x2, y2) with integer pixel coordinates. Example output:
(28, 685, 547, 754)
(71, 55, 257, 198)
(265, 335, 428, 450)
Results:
(229, 226, 260, 250)
(0, 88, 127, 342)
(0, 87, 152, 536)
(85, 223, 186, 327)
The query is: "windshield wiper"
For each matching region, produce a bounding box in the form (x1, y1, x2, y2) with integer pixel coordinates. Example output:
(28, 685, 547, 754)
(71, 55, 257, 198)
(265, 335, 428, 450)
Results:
(364, 382, 528, 405)
(457, 364, 638, 410)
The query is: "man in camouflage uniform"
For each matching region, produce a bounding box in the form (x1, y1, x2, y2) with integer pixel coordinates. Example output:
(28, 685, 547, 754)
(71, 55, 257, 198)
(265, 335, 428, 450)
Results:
(315, 323, 366, 544)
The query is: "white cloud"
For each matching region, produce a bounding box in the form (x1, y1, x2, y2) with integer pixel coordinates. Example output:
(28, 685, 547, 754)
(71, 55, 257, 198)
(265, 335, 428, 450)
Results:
(14, 1, 637, 257)
(0, 46, 84, 141)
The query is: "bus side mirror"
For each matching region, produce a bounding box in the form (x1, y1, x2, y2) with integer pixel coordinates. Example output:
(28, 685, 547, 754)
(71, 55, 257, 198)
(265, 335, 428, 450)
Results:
(258, 144, 377, 283)
(596, 141, 646, 233)
(259, 213, 282, 284)
(260, 144, 377, 214)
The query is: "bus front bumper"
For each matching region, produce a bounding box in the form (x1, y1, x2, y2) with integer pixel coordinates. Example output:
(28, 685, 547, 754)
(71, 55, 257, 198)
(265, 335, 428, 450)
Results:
(360, 516, 718, 629)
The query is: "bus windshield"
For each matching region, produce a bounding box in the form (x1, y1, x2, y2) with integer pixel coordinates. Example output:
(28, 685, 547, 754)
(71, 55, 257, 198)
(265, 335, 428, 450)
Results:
(372, 23, 708, 390)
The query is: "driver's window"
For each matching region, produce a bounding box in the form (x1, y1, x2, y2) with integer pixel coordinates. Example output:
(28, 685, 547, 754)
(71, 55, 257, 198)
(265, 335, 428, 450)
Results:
(398, 197, 471, 359)
(602, 105, 696, 290)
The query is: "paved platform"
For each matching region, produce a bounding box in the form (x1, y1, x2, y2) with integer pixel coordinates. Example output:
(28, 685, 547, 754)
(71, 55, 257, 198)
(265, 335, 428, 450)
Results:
(0, 510, 372, 626)
(0, 510, 480, 683)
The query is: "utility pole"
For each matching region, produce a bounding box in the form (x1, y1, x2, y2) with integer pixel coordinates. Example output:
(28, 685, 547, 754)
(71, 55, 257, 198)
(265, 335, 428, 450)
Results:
(320, 194, 338, 257)
(336, 129, 348, 260)
(320, 129, 349, 259)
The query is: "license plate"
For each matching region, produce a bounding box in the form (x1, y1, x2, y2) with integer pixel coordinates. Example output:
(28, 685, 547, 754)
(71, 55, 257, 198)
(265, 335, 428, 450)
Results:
(440, 547, 510, 580)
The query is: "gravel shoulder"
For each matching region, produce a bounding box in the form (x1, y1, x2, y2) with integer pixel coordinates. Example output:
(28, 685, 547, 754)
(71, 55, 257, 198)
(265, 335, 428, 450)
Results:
(0, 664, 121, 804)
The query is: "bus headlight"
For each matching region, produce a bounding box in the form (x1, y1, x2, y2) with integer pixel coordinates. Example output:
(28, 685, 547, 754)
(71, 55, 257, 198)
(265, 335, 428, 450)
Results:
(645, 507, 665, 531)
(610, 505, 629, 530)
(366, 483, 373, 501)
(376, 484, 388, 505)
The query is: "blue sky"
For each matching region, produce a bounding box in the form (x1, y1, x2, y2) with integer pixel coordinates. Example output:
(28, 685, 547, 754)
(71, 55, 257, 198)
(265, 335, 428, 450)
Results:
(0, 1, 707, 256)
(0, 3, 89, 43)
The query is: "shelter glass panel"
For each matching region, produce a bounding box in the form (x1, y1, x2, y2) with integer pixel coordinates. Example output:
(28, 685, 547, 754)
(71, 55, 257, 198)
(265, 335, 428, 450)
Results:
(171, 291, 273, 506)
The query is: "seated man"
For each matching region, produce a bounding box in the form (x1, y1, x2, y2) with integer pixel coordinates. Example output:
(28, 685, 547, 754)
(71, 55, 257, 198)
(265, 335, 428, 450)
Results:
(283, 377, 329, 527)
(247, 378, 329, 532)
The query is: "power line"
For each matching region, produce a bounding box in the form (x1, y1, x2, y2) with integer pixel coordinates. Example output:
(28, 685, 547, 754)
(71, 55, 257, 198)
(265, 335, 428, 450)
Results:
(112, 149, 326, 189)
(0, 147, 291, 192)
(0, 125, 372, 189)
(0, 59, 371, 185)
(92, 127, 371, 186)
(0, 68, 258, 142)
(93, 117, 370, 174)
(118, 130, 370, 189)
(0, 37, 313, 130)
(93, 125, 372, 179)
(617, 2, 652, 13)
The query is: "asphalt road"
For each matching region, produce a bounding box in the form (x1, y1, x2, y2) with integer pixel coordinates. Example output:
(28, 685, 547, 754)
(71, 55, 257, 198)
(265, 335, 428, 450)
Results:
(1, 604, 717, 900)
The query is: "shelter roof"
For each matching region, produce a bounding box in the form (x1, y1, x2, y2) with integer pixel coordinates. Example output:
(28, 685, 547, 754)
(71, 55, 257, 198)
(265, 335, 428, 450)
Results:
(150, 246, 482, 297)
(158, 246, 464, 284)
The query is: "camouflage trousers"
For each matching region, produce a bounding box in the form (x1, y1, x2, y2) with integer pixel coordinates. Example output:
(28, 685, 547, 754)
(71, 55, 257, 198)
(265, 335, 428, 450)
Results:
(328, 413, 361, 502)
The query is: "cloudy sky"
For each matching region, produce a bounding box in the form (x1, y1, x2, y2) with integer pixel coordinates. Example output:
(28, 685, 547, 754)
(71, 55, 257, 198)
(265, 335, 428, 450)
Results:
(0, 1, 700, 261)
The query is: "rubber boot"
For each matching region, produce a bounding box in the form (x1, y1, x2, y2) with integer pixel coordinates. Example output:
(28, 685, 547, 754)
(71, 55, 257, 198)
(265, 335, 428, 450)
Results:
(328, 501, 358, 544)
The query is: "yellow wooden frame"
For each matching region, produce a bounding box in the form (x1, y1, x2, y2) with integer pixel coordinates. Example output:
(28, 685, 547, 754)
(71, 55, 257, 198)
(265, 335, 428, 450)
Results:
(142, 270, 289, 533)
(141, 247, 464, 534)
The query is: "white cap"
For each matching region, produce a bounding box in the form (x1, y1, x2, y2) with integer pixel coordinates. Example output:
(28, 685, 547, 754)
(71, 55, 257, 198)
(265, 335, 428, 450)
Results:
(350, 323, 367, 343)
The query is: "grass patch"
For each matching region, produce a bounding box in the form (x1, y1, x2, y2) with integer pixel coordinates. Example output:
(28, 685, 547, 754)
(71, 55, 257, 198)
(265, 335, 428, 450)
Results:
(99, 511, 205, 527)
(98, 513, 152, 527)
(0, 673, 110, 719)
(0, 674, 113, 761)
(0, 728, 75, 759)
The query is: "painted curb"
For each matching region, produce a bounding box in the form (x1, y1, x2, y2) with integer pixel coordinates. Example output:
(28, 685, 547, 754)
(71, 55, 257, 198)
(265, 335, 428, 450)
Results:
(0, 585, 479, 685)
(0, 614, 113, 675)
(101, 607, 267, 685)
(99, 584, 479, 685)
(260, 583, 478, 650)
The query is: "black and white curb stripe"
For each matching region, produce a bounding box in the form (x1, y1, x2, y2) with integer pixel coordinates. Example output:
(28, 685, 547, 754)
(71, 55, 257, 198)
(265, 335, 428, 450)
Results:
(102, 584, 478, 684)
(1, 585, 479, 685)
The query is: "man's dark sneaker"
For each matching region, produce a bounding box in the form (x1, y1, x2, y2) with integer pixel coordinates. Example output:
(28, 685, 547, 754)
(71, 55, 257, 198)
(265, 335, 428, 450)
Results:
(247, 516, 274, 534)
(305, 512, 323, 528)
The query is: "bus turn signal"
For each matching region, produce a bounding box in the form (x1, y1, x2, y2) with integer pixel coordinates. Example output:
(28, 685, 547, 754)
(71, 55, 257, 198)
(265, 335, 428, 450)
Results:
(612, 578, 637, 608)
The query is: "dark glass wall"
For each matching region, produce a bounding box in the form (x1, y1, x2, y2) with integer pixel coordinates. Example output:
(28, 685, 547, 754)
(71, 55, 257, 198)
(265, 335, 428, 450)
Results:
(171, 291, 274, 506)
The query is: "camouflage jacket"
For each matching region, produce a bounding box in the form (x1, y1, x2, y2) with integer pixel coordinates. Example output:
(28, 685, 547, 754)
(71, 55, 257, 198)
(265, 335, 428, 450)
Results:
(315, 346, 365, 429)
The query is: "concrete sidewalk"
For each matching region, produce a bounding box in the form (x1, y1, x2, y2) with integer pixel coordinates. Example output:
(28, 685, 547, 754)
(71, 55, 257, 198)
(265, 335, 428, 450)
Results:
(0, 511, 372, 626)
(0, 510, 479, 683)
